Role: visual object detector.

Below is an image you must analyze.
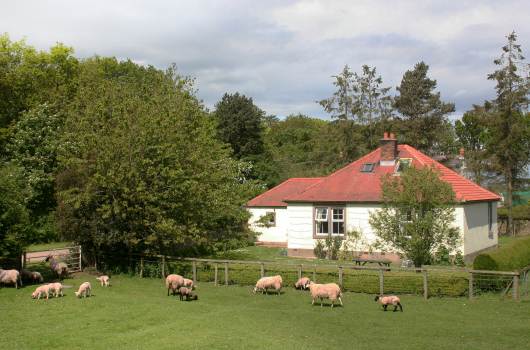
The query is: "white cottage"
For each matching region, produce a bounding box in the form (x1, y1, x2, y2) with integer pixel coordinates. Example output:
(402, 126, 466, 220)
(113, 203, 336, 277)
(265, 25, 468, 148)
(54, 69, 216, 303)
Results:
(245, 133, 500, 263)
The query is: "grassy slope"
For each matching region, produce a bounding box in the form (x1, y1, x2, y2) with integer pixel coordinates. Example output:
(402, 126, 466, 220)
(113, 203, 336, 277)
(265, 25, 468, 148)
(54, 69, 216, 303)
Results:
(1, 273, 528, 350)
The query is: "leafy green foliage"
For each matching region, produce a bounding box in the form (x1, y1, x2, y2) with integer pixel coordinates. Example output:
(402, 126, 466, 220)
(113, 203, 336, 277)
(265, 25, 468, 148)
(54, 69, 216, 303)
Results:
(0, 163, 34, 259)
(473, 234, 530, 271)
(392, 61, 456, 155)
(55, 58, 255, 255)
(369, 164, 460, 267)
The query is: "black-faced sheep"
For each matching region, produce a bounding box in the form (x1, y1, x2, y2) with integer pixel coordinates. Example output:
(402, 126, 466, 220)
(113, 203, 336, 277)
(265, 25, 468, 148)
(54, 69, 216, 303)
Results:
(75, 282, 92, 298)
(45, 256, 68, 281)
(253, 275, 283, 295)
(20, 269, 33, 285)
(375, 295, 402, 312)
(295, 277, 311, 290)
(0, 269, 22, 289)
(48, 283, 64, 297)
(31, 285, 52, 299)
(183, 278, 196, 290)
(307, 281, 343, 308)
(96, 276, 110, 287)
(166, 274, 185, 296)
(179, 287, 198, 301)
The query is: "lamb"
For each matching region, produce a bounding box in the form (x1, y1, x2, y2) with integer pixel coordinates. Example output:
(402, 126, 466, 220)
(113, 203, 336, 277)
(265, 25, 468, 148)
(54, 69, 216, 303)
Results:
(179, 287, 198, 301)
(96, 276, 110, 287)
(48, 283, 64, 298)
(31, 271, 43, 285)
(45, 256, 68, 280)
(295, 277, 311, 290)
(20, 269, 33, 285)
(166, 274, 184, 296)
(375, 295, 402, 312)
(307, 281, 343, 308)
(75, 282, 92, 298)
(183, 278, 196, 290)
(31, 285, 52, 300)
(253, 275, 283, 295)
(0, 269, 22, 289)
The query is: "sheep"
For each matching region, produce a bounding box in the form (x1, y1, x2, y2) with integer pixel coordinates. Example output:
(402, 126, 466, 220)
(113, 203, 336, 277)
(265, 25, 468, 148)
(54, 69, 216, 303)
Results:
(31, 271, 43, 285)
(31, 285, 52, 300)
(96, 276, 110, 287)
(375, 295, 402, 312)
(45, 256, 68, 281)
(253, 275, 283, 295)
(48, 283, 64, 298)
(20, 269, 33, 285)
(295, 277, 311, 290)
(179, 287, 198, 301)
(166, 274, 184, 296)
(75, 282, 92, 298)
(0, 269, 22, 289)
(307, 281, 343, 308)
(183, 278, 196, 290)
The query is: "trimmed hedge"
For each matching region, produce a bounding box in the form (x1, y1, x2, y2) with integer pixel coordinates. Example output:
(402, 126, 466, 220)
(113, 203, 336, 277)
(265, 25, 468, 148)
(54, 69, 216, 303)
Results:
(473, 234, 530, 271)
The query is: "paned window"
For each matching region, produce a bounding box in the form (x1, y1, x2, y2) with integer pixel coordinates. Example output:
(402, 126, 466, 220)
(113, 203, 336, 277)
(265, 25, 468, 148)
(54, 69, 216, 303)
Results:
(314, 207, 345, 237)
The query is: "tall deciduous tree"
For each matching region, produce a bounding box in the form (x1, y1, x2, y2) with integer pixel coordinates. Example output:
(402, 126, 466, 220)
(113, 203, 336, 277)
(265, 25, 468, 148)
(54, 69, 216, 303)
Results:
(369, 165, 460, 267)
(56, 58, 255, 255)
(484, 31, 530, 236)
(393, 62, 455, 154)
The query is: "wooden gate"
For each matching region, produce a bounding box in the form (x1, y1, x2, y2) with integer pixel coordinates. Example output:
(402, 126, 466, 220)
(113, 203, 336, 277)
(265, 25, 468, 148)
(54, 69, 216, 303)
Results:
(22, 246, 82, 278)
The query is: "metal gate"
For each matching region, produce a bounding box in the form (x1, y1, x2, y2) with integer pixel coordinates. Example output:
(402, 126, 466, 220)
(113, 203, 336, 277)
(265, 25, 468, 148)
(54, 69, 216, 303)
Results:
(22, 246, 82, 279)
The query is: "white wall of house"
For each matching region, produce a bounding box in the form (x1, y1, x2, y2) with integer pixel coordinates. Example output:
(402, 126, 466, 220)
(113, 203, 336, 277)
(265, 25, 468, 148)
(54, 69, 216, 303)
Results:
(458, 202, 498, 258)
(247, 207, 288, 243)
(286, 203, 314, 250)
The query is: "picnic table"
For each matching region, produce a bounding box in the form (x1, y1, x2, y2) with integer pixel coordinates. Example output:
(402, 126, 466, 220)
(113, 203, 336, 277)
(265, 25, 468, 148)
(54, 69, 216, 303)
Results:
(354, 258, 391, 267)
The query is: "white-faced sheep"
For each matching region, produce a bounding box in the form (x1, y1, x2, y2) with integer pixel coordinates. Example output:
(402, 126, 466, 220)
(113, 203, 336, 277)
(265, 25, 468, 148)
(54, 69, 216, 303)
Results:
(179, 287, 198, 301)
(75, 282, 92, 298)
(295, 277, 311, 290)
(31, 271, 43, 285)
(45, 256, 68, 281)
(253, 275, 283, 295)
(31, 285, 52, 300)
(375, 295, 402, 312)
(183, 278, 196, 290)
(96, 276, 110, 287)
(20, 269, 33, 285)
(166, 274, 184, 296)
(307, 281, 343, 308)
(48, 283, 64, 298)
(0, 269, 22, 289)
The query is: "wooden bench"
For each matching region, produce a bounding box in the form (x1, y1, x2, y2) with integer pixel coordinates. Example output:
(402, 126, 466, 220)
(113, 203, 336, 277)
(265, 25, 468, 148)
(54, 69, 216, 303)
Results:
(354, 258, 391, 267)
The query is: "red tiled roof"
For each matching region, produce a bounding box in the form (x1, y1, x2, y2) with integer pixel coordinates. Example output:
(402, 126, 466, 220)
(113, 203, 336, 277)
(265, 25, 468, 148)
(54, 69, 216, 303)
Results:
(283, 145, 500, 203)
(244, 178, 324, 207)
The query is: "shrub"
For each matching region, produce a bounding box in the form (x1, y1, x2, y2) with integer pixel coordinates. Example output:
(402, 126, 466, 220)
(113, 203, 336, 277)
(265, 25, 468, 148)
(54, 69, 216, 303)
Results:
(434, 245, 451, 266)
(473, 234, 530, 271)
(313, 240, 326, 259)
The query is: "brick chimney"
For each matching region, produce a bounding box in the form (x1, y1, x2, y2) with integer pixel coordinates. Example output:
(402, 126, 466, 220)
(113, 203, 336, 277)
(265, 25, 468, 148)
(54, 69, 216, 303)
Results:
(380, 132, 397, 166)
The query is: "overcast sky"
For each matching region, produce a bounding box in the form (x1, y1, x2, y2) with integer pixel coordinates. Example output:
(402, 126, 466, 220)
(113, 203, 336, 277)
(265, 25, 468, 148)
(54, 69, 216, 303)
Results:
(2, 0, 529, 121)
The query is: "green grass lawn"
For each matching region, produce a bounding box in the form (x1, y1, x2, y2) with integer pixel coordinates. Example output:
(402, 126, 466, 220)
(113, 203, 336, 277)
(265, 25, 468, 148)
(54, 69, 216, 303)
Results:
(1, 273, 528, 350)
(26, 241, 71, 252)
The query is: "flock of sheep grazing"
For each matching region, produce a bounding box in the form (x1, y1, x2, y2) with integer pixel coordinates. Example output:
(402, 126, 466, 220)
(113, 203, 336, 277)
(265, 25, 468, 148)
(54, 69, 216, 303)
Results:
(3, 258, 401, 311)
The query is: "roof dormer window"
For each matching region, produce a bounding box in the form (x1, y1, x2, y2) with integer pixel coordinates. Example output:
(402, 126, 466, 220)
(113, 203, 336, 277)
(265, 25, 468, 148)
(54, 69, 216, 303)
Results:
(394, 158, 412, 174)
(361, 163, 375, 173)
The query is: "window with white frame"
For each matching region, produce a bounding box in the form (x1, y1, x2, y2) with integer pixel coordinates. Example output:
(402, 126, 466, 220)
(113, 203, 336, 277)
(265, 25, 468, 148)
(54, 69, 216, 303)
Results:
(265, 212, 276, 227)
(314, 207, 345, 237)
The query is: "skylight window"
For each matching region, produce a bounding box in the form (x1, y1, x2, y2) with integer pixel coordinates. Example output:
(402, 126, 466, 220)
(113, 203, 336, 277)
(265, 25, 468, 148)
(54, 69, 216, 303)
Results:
(361, 163, 375, 173)
(395, 158, 412, 173)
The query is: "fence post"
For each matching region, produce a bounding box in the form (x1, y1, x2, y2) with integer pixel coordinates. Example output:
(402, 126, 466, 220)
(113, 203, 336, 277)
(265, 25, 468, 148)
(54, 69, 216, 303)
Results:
(193, 261, 197, 284)
(379, 269, 384, 296)
(225, 262, 229, 286)
(469, 272, 474, 301)
(140, 258, 144, 278)
(215, 263, 218, 286)
(313, 268, 317, 284)
(423, 269, 428, 300)
(339, 267, 343, 287)
(298, 265, 302, 280)
(513, 271, 519, 302)
(162, 257, 166, 279)
(261, 263, 265, 278)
